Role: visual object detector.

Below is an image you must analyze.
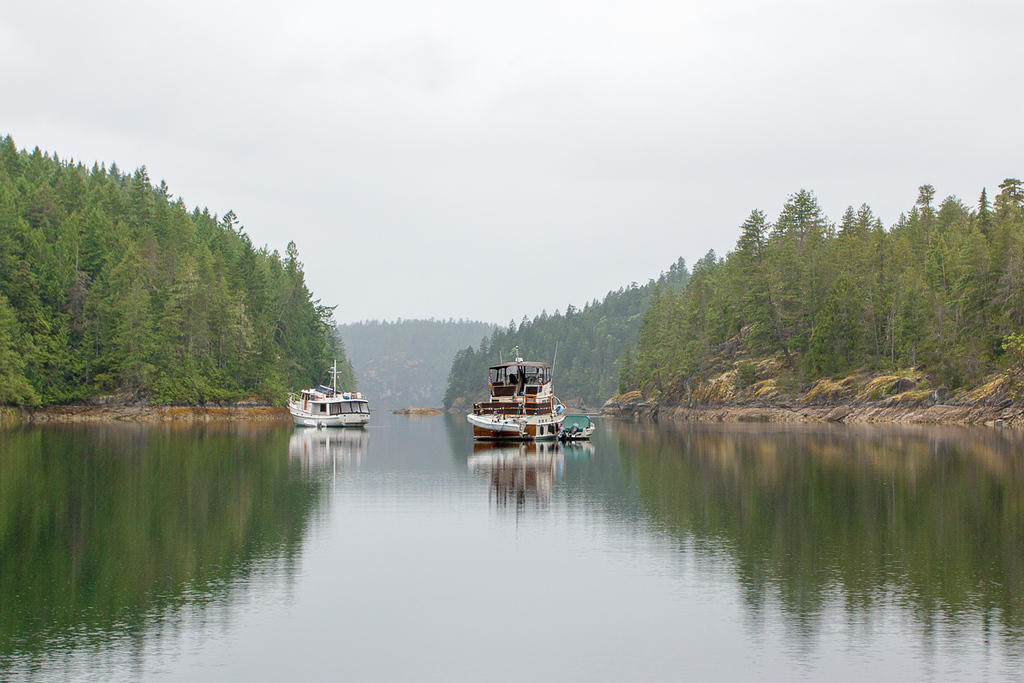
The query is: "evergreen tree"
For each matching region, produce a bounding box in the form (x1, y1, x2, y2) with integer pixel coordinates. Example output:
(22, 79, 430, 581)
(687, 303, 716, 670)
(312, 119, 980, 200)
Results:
(978, 188, 991, 232)
(619, 181, 1024, 400)
(0, 137, 346, 405)
(443, 262, 689, 408)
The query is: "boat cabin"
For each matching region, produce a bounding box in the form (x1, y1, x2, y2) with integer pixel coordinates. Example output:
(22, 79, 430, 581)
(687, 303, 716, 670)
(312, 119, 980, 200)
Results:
(298, 389, 370, 416)
(488, 361, 551, 397)
(316, 399, 369, 416)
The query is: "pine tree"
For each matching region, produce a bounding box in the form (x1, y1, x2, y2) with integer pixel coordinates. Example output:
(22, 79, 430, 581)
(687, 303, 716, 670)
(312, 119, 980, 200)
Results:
(978, 188, 992, 232)
(0, 294, 39, 404)
(0, 138, 345, 405)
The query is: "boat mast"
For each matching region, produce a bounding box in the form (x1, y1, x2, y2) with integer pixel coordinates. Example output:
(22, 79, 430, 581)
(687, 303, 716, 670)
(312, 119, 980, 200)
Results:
(331, 359, 338, 393)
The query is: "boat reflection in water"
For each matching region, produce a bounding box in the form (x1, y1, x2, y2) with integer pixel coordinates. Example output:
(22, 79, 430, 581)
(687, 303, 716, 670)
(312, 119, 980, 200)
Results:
(559, 441, 595, 460)
(467, 442, 564, 508)
(288, 427, 369, 472)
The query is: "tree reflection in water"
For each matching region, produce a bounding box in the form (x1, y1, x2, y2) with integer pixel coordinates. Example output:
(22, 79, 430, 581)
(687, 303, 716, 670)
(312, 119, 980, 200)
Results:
(0, 424, 324, 670)
(614, 422, 1024, 646)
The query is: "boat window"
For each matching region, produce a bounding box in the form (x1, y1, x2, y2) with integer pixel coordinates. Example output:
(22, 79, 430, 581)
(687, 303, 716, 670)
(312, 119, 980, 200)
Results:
(489, 365, 551, 386)
(357, 402, 369, 414)
(339, 402, 352, 413)
(319, 403, 327, 413)
(330, 403, 342, 415)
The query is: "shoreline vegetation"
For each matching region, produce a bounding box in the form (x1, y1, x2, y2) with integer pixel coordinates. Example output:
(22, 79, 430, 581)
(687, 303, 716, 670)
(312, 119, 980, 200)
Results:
(0, 137, 353, 408)
(5, 403, 290, 425)
(615, 183, 1024, 429)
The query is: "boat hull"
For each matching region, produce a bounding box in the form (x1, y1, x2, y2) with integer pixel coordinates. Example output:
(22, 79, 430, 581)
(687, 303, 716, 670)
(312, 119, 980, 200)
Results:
(558, 426, 595, 441)
(289, 409, 370, 428)
(467, 413, 563, 441)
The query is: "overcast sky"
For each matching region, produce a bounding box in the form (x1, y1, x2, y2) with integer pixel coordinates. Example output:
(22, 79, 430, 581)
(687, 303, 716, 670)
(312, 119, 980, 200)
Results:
(2, 1, 1021, 324)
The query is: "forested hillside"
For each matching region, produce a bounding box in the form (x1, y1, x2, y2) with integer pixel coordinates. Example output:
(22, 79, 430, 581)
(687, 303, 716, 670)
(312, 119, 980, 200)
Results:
(443, 259, 689, 409)
(621, 182, 1024, 402)
(338, 319, 494, 409)
(0, 136, 352, 405)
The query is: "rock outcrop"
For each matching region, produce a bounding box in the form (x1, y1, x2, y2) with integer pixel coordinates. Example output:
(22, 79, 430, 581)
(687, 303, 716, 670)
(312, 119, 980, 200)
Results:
(601, 392, 660, 421)
(603, 368, 1024, 428)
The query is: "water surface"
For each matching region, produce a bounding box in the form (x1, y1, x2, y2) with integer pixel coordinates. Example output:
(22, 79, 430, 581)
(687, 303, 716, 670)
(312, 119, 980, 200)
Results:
(1, 416, 1022, 681)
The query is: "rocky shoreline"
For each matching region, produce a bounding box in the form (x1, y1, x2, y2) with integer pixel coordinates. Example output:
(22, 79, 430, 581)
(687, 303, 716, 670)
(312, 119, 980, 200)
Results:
(601, 396, 1024, 429)
(6, 404, 291, 425)
(393, 408, 444, 416)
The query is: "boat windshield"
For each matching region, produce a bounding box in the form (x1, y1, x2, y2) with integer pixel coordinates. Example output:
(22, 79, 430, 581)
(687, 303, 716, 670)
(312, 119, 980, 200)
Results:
(337, 401, 370, 414)
(562, 415, 592, 429)
(488, 365, 550, 386)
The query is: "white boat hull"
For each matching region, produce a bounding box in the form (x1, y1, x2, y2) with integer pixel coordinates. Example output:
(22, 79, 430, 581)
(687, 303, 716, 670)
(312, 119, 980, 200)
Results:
(289, 407, 370, 428)
(467, 412, 563, 440)
(558, 429, 595, 441)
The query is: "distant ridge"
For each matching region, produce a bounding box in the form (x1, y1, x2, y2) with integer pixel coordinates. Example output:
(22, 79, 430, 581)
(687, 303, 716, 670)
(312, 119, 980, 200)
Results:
(338, 318, 495, 410)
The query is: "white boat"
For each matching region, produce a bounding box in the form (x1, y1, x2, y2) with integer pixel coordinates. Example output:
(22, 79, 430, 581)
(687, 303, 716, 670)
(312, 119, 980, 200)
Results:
(557, 415, 596, 441)
(467, 347, 565, 441)
(287, 360, 370, 428)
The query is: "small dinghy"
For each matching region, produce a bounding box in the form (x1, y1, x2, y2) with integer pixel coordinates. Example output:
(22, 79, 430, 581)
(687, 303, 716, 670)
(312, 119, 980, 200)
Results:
(557, 415, 595, 441)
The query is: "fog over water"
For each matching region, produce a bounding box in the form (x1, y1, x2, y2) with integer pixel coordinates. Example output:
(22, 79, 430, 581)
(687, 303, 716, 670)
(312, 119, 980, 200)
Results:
(2, 1, 1022, 322)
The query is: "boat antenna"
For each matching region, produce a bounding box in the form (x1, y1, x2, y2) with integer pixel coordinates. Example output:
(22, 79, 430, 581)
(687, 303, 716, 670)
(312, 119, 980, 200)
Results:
(552, 341, 558, 375)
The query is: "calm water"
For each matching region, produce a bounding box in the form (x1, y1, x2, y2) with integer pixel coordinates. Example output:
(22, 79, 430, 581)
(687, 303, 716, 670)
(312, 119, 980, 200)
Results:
(2, 415, 1023, 681)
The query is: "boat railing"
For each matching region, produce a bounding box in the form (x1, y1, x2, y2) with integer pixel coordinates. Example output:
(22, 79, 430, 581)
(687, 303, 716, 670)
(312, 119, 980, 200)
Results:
(473, 400, 553, 416)
(489, 385, 547, 398)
